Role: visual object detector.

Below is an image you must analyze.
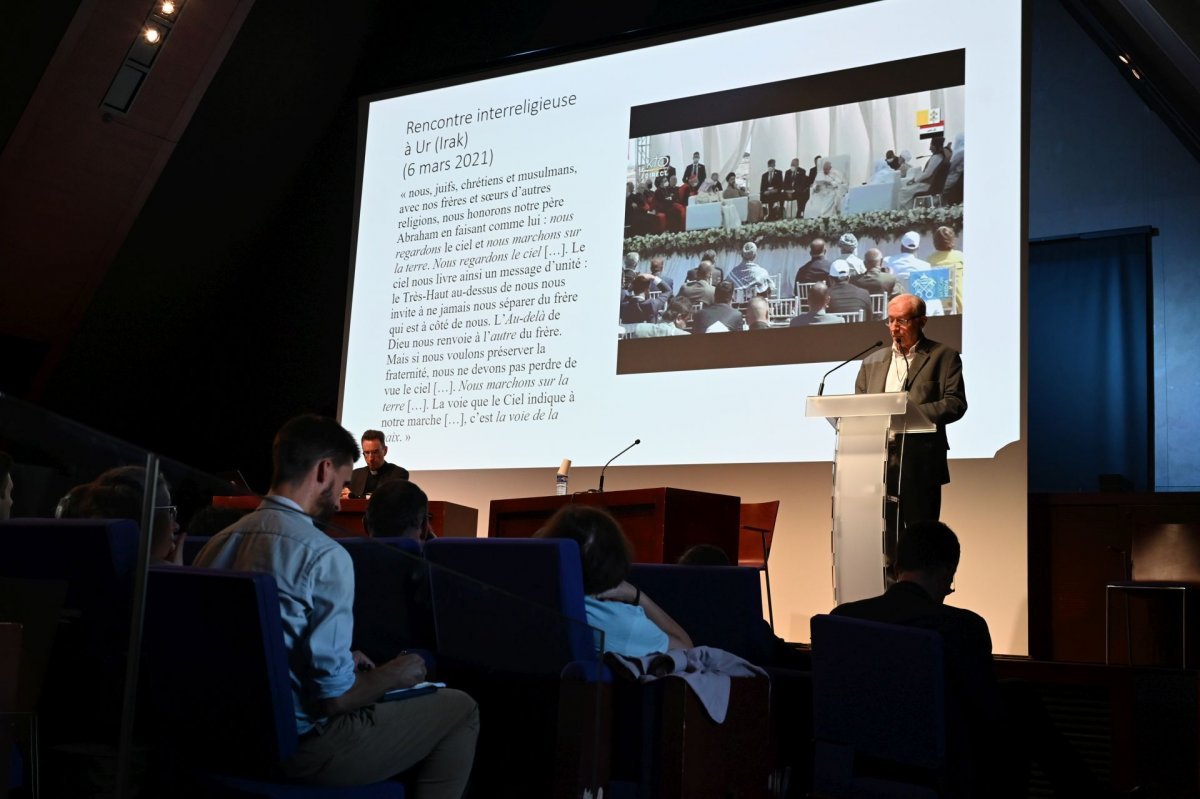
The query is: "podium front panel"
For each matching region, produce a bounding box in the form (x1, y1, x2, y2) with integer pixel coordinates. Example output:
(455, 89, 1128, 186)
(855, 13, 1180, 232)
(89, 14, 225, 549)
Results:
(831, 415, 890, 604)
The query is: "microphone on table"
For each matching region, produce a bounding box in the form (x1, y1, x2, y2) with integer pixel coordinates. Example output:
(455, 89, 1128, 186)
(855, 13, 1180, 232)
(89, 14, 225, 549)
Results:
(817, 341, 884, 396)
(598, 439, 640, 493)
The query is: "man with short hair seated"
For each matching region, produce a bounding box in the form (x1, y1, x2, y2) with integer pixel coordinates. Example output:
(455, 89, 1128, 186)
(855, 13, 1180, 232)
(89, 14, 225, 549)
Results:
(743, 297, 772, 330)
(833, 521, 1107, 798)
(624, 296, 692, 338)
(619, 273, 667, 323)
(788, 283, 843, 326)
(678, 261, 716, 306)
(196, 415, 479, 795)
(691, 281, 743, 334)
(364, 479, 435, 546)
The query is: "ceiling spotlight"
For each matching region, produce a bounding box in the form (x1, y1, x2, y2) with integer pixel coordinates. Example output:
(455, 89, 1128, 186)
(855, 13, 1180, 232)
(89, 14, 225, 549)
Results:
(1131, 68, 1142, 80)
(1118, 54, 1129, 64)
(160, 1, 177, 14)
(143, 26, 161, 44)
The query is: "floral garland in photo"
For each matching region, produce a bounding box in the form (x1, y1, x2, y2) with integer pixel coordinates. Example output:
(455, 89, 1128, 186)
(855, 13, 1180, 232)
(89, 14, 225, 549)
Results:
(623, 205, 963, 256)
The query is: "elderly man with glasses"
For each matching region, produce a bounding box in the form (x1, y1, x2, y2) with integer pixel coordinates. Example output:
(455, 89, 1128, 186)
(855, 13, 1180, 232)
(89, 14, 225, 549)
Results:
(855, 293, 966, 568)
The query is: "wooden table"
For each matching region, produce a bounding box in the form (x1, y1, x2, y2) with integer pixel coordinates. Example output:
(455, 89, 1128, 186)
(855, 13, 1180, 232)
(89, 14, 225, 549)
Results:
(488, 487, 739, 564)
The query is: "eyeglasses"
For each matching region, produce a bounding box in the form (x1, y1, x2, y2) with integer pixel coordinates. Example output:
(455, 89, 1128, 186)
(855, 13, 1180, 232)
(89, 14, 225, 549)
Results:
(154, 504, 178, 520)
(885, 316, 922, 328)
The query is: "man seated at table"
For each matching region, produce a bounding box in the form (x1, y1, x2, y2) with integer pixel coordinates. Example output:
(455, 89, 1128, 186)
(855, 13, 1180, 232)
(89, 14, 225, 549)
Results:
(345, 430, 409, 499)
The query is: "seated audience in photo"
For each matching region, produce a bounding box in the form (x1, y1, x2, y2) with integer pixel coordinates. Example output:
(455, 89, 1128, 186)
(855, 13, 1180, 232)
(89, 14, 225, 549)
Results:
(536, 504, 692, 657)
(0, 451, 13, 520)
(728, 242, 775, 298)
(868, 156, 899, 185)
(896, 148, 917, 178)
(759, 159, 785, 220)
(743, 297, 772, 330)
(620, 274, 667, 323)
(363, 479, 435, 546)
(678, 261, 716, 306)
(804, 158, 847, 218)
(653, 175, 686, 232)
(897, 136, 947, 208)
(825, 259, 872, 321)
(195, 415, 479, 793)
(788, 282, 843, 326)
(711, 265, 725, 285)
(625, 182, 659, 236)
(783, 157, 807, 216)
(832, 521, 1107, 798)
(620, 268, 636, 302)
(691, 281, 744, 334)
(943, 133, 964, 205)
(624, 296, 692, 338)
(684, 268, 698, 283)
(721, 172, 745, 199)
(885, 230, 931, 276)
(926, 225, 965, 313)
(699, 172, 722, 194)
(647, 254, 674, 296)
(836, 232, 865, 274)
(65, 465, 185, 565)
(851, 248, 899, 299)
(679, 175, 701, 206)
(794, 238, 832, 289)
(623, 251, 639, 271)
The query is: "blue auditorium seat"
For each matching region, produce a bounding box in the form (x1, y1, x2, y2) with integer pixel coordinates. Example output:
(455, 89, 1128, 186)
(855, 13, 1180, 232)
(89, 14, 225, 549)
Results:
(811, 613, 961, 798)
(142, 566, 404, 798)
(337, 537, 434, 664)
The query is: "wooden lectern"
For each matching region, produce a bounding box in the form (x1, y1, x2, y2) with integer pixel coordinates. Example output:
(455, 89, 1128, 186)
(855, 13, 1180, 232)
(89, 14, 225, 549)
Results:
(805, 393, 934, 604)
(488, 487, 739, 564)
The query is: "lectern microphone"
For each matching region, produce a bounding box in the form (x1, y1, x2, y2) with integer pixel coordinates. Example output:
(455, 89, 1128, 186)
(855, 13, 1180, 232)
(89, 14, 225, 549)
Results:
(817, 341, 884, 396)
(598, 439, 640, 493)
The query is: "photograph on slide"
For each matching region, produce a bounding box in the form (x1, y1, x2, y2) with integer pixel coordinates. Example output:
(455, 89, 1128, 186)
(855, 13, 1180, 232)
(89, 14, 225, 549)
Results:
(617, 50, 965, 373)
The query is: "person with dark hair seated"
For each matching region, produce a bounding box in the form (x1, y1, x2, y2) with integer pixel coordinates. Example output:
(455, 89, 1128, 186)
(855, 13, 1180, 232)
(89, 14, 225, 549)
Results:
(536, 505, 692, 656)
(833, 521, 1108, 798)
(691, 280, 743, 334)
(363, 479, 434, 546)
(619, 273, 667, 324)
(65, 465, 185, 565)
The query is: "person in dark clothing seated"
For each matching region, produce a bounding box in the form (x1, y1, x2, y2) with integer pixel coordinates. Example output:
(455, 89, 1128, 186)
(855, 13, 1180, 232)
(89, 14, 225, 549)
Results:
(833, 522, 1109, 798)
(691, 280, 743, 334)
(620, 273, 667, 323)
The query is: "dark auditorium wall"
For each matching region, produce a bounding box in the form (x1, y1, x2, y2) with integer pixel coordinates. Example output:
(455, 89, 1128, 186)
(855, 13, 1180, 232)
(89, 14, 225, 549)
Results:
(1029, 0, 1200, 490)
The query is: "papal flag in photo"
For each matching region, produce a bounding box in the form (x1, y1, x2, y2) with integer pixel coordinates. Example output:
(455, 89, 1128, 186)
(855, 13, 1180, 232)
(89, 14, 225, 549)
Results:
(917, 107, 945, 139)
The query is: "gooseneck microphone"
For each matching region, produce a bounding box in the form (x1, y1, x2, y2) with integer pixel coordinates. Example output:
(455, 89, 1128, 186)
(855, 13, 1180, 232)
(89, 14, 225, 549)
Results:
(598, 439, 641, 493)
(817, 341, 884, 395)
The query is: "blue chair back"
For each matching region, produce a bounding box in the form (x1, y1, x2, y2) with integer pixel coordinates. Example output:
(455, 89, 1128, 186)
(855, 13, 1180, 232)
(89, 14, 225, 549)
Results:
(629, 563, 774, 664)
(337, 537, 433, 660)
(0, 518, 141, 738)
(811, 613, 946, 768)
(143, 566, 297, 769)
(0, 518, 139, 607)
(423, 538, 595, 674)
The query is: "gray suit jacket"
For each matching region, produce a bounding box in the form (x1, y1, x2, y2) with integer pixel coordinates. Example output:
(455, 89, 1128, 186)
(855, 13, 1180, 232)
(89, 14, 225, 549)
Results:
(854, 336, 966, 484)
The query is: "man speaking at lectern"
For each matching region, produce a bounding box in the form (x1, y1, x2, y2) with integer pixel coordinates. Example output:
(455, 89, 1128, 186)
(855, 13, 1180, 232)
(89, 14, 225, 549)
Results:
(855, 293, 966, 533)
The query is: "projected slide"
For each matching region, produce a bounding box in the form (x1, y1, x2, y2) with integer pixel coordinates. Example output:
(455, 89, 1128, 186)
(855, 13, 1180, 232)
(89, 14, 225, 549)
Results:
(342, 0, 1021, 470)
